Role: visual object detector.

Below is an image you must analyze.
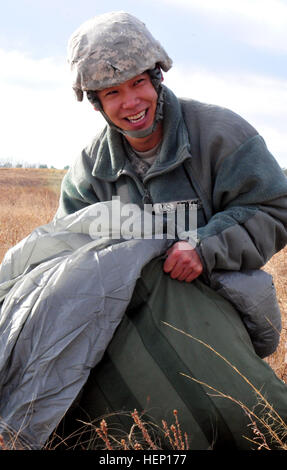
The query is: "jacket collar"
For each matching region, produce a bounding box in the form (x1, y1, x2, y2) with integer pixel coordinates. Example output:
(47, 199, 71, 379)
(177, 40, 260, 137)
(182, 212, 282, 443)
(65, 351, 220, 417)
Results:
(91, 86, 192, 181)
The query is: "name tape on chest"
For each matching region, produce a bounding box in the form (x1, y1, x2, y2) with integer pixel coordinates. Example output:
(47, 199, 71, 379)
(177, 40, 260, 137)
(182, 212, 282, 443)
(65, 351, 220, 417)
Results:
(153, 199, 201, 215)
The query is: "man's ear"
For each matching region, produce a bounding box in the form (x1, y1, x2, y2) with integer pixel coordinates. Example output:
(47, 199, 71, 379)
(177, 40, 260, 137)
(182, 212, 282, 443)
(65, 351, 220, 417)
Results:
(86, 90, 102, 111)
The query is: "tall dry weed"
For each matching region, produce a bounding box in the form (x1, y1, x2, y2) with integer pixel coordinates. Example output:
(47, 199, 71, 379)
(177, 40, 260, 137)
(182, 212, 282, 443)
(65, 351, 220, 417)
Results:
(163, 321, 287, 450)
(43, 408, 189, 451)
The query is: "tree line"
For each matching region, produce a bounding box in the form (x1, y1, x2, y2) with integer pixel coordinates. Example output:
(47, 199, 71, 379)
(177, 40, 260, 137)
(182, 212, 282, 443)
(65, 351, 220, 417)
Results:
(0, 161, 69, 170)
(0, 160, 286, 175)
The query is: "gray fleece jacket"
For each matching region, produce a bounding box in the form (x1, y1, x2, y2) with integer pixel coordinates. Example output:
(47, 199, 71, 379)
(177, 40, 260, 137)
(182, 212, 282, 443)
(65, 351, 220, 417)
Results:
(56, 85, 287, 275)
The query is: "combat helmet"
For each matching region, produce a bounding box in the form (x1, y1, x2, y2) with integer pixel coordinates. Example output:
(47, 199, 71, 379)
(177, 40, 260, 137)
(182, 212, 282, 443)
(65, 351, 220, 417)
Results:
(67, 11, 172, 138)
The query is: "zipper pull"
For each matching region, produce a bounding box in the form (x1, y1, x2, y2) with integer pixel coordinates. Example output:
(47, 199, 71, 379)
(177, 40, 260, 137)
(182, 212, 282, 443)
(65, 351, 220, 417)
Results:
(142, 188, 153, 205)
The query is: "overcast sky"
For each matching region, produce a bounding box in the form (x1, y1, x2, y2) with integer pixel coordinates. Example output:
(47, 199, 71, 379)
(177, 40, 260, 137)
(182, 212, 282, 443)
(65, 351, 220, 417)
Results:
(1, 0, 286, 169)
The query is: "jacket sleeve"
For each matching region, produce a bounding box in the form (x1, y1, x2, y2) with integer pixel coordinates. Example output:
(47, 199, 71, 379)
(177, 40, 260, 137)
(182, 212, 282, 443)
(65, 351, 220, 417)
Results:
(196, 134, 287, 276)
(55, 147, 101, 219)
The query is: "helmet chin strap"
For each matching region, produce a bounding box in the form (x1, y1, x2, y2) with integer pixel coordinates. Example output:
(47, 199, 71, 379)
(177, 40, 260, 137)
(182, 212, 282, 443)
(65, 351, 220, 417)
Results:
(125, 124, 156, 138)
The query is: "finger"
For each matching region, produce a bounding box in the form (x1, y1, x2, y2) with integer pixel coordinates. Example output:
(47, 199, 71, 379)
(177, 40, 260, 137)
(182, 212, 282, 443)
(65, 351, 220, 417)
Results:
(169, 263, 185, 279)
(167, 256, 193, 279)
(177, 268, 193, 281)
(163, 254, 177, 273)
(185, 269, 201, 283)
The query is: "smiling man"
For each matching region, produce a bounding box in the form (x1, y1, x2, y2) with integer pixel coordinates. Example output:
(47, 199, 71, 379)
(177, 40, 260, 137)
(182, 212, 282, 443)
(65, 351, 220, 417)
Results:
(95, 72, 162, 151)
(54, 11, 287, 449)
(58, 12, 205, 282)
(57, 9, 287, 345)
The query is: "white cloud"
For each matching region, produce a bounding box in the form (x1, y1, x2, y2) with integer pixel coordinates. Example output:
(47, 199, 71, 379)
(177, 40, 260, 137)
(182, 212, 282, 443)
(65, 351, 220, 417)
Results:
(162, 0, 287, 25)
(159, 0, 287, 52)
(0, 49, 65, 88)
(0, 48, 105, 168)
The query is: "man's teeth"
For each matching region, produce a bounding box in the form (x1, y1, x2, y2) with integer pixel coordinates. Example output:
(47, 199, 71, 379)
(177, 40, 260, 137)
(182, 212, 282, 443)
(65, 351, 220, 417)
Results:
(127, 110, 146, 122)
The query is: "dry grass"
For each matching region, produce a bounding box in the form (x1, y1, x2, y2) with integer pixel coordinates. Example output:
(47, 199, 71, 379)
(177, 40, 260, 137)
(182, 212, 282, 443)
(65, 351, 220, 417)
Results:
(264, 248, 287, 382)
(0, 168, 66, 261)
(64, 409, 189, 451)
(1, 408, 189, 451)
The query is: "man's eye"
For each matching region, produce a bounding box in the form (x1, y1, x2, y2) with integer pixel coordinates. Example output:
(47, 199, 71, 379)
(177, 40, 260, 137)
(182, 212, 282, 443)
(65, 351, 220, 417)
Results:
(105, 90, 118, 97)
(134, 78, 145, 86)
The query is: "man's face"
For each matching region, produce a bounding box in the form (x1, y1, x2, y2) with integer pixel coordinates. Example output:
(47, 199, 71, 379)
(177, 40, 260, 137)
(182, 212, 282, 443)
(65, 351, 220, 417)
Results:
(97, 72, 158, 133)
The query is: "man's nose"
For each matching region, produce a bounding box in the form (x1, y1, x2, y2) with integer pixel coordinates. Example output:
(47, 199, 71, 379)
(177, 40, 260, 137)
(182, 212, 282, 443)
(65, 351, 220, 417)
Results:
(121, 90, 140, 109)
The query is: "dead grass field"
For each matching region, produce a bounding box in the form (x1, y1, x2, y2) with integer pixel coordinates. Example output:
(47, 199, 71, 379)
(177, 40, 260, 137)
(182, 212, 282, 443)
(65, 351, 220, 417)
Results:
(0, 167, 66, 260)
(0, 167, 286, 382)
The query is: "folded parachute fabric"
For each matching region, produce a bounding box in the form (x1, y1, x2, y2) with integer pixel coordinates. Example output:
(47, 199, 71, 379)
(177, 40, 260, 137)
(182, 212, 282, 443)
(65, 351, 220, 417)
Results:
(0, 202, 171, 449)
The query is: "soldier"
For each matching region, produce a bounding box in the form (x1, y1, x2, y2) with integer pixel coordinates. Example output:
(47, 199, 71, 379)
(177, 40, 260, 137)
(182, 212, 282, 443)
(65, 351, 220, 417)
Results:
(58, 11, 287, 287)
(53, 11, 287, 449)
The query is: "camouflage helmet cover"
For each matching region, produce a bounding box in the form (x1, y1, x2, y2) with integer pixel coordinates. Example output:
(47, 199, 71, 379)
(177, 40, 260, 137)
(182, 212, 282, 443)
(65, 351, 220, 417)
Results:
(67, 11, 173, 101)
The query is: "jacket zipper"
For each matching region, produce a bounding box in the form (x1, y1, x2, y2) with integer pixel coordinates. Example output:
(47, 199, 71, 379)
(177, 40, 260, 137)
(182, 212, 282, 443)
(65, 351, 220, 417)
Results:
(120, 148, 194, 209)
(119, 168, 153, 206)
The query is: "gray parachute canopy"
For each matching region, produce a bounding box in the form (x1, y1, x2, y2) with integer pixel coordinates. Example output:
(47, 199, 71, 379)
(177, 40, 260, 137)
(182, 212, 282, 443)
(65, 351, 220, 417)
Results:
(67, 11, 173, 101)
